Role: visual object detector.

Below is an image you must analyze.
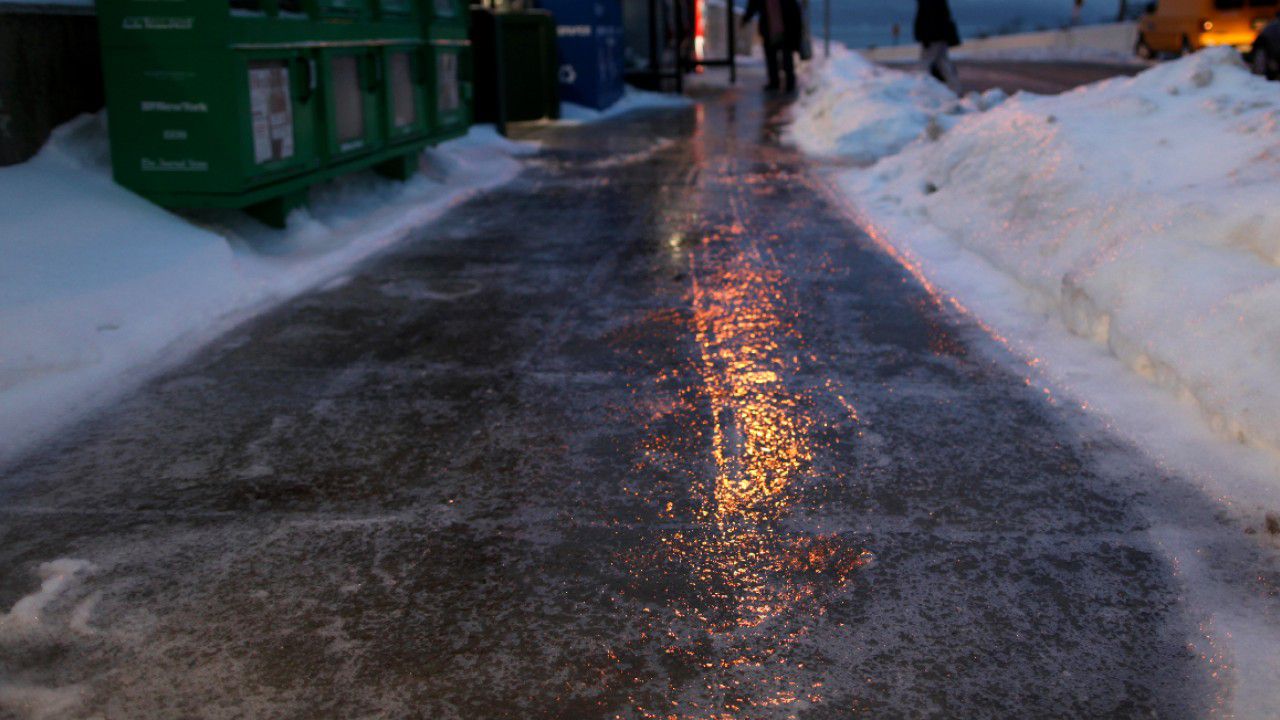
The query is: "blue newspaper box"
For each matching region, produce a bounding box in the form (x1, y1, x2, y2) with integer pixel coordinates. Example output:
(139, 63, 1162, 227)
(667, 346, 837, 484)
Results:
(534, 0, 625, 110)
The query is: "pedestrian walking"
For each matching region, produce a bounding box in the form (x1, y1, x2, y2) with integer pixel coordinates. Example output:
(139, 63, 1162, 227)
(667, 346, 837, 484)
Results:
(914, 0, 962, 94)
(743, 0, 804, 92)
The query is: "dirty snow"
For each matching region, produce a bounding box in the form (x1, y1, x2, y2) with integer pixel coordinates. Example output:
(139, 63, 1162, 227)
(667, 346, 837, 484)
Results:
(0, 115, 532, 467)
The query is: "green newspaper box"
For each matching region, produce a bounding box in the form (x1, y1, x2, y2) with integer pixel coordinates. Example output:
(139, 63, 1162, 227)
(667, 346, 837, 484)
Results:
(96, 0, 470, 227)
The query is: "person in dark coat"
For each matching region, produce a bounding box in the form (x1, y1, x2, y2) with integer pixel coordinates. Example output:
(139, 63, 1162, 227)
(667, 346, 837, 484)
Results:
(743, 0, 804, 92)
(914, 0, 962, 93)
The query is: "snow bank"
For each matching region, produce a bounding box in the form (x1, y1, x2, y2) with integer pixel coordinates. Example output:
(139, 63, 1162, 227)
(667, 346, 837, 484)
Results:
(0, 115, 531, 466)
(837, 48, 1280, 461)
(787, 47, 1006, 163)
(795, 48, 1280, 715)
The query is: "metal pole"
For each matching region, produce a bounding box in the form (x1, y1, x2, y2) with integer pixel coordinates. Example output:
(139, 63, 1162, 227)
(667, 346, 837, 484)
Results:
(824, 0, 831, 57)
(675, 0, 684, 93)
(727, 0, 737, 83)
(648, 0, 659, 85)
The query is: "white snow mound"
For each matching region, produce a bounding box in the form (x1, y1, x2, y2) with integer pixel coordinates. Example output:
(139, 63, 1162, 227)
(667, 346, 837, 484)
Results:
(840, 47, 1280, 458)
(787, 46, 1006, 163)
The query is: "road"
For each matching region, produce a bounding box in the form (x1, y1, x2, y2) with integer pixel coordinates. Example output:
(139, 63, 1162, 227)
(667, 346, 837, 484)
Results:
(954, 60, 1144, 94)
(0, 68, 1231, 718)
(885, 59, 1145, 94)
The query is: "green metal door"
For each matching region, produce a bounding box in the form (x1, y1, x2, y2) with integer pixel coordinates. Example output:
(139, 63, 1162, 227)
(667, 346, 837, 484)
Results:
(321, 48, 384, 160)
(101, 47, 320, 198)
(240, 51, 322, 185)
(427, 40, 471, 140)
(382, 44, 430, 145)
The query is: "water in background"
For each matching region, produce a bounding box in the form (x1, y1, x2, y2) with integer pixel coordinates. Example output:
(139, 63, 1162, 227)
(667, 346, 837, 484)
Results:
(812, 0, 1125, 49)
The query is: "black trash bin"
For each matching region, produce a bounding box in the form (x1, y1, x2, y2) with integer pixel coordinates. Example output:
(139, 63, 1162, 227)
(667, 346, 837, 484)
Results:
(470, 7, 559, 129)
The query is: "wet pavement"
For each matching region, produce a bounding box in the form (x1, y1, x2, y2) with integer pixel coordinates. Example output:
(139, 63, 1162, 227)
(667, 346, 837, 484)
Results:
(0, 78, 1228, 718)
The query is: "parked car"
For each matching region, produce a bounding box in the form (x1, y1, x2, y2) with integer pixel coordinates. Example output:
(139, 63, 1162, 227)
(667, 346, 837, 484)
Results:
(1135, 0, 1278, 57)
(1252, 14, 1280, 77)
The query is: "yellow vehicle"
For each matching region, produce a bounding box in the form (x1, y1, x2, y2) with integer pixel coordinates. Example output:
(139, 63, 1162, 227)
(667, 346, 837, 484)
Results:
(1135, 0, 1279, 56)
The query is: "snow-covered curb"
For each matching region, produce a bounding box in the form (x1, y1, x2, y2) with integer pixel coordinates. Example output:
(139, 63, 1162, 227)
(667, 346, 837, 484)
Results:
(0, 115, 534, 466)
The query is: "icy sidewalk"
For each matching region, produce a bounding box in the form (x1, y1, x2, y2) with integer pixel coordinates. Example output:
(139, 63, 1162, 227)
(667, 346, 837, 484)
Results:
(0, 115, 534, 466)
(792, 48, 1280, 476)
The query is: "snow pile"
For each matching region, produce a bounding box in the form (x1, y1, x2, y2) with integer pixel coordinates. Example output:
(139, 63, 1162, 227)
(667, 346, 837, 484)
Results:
(812, 47, 1280, 460)
(559, 87, 694, 124)
(0, 115, 532, 466)
(787, 46, 1006, 163)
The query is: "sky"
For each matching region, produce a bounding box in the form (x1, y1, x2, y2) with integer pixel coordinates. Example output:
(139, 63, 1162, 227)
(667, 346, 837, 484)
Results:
(817, 0, 1128, 48)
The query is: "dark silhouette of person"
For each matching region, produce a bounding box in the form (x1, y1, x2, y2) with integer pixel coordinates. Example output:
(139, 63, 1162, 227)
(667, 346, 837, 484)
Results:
(743, 0, 804, 92)
(914, 0, 962, 93)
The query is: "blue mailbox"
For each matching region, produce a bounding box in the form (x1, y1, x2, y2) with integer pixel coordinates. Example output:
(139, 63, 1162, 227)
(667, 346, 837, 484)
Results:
(534, 0, 626, 111)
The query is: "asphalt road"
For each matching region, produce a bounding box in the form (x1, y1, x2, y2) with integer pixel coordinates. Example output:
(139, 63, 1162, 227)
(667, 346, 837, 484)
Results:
(954, 60, 1144, 94)
(886, 59, 1145, 94)
(0, 69, 1235, 718)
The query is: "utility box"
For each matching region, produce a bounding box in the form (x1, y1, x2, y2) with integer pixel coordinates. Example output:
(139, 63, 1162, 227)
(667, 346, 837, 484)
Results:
(96, 0, 470, 227)
(535, 0, 625, 110)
